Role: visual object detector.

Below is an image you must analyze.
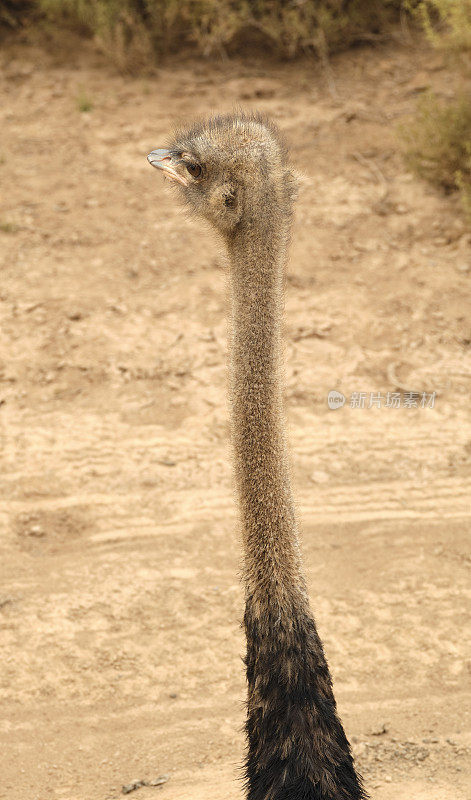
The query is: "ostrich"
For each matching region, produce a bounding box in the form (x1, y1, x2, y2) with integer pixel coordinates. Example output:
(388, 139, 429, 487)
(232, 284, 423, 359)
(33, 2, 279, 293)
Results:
(147, 113, 367, 800)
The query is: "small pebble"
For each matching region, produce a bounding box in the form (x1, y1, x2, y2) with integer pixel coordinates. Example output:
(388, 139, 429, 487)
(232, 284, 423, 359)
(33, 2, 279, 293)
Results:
(147, 776, 169, 787)
(122, 780, 144, 794)
(122, 775, 169, 794)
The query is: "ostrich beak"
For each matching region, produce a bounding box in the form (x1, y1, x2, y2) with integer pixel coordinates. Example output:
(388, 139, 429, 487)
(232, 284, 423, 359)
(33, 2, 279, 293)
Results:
(147, 149, 189, 187)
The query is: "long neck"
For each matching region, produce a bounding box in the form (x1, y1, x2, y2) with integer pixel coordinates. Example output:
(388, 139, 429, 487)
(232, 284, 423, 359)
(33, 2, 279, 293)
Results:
(227, 204, 366, 800)
(228, 208, 307, 617)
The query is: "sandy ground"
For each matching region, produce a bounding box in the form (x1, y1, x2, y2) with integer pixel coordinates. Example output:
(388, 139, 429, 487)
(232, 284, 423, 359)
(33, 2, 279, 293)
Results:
(0, 34, 470, 800)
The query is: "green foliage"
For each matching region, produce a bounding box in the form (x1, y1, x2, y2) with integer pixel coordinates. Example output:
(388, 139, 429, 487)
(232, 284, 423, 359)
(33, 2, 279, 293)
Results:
(76, 88, 93, 112)
(36, 0, 404, 71)
(0, 221, 19, 233)
(412, 0, 471, 54)
(400, 92, 471, 218)
(401, 3, 471, 221)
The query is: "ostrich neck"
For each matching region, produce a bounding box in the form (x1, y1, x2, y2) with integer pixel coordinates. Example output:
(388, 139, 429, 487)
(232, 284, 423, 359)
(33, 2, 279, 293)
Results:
(227, 213, 307, 614)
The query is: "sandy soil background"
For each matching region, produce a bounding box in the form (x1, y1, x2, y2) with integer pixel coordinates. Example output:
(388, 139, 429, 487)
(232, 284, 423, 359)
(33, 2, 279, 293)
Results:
(0, 34, 470, 800)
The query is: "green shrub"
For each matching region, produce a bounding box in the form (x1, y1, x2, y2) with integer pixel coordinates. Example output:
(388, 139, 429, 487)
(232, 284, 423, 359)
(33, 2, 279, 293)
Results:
(400, 93, 471, 193)
(412, 0, 471, 54)
(36, 0, 404, 72)
(401, 3, 471, 220)
(400, 90, 471, 222)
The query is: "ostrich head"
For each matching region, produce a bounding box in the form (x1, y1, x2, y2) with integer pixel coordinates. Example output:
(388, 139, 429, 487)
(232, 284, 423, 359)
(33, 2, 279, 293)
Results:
(147, 113, 297, 238)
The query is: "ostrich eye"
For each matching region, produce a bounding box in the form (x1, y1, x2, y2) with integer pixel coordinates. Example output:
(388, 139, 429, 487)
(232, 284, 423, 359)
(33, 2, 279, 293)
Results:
(186, 162, 202, 179)
(224, 193, 235, 208)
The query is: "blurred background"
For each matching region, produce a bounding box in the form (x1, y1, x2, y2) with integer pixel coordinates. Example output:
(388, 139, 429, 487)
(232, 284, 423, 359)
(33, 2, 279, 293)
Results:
(0, 2, 470, 800)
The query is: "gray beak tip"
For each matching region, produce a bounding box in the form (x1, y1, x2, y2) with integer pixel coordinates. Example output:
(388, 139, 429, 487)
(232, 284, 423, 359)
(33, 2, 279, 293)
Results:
(146, 148, 189, 187)
(147, 148, 172, 169)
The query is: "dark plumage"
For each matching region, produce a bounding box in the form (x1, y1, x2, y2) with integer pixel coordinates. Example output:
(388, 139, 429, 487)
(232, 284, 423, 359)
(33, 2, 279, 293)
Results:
(147, 113, 368, 800)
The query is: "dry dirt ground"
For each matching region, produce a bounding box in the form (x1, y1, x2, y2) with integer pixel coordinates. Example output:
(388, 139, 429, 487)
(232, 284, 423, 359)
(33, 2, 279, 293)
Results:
(0, 34, 470, 800)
